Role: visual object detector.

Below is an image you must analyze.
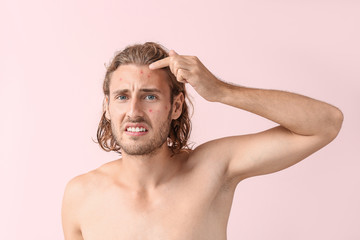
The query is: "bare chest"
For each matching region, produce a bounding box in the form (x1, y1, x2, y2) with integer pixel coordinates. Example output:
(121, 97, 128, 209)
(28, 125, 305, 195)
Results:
(79, 168, 234, 240)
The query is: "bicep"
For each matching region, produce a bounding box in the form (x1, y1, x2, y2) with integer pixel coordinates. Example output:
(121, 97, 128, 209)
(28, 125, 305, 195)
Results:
(221, 126, 331, 182)
(61, 177, 84, 240)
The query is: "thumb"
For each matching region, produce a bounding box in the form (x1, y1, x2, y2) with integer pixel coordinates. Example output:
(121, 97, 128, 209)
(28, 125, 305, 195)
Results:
(169, 50, 178, 56)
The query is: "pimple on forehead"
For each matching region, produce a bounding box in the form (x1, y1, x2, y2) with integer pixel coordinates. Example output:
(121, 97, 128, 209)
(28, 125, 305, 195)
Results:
(119, 77, 122, 81)
(147, 74, 151, 78)
(149, 109, 153, 113)
(140, 70, 143, 74)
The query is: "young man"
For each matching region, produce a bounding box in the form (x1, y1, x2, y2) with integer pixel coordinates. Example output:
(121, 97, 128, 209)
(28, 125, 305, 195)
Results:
(61, 42, 343, 240)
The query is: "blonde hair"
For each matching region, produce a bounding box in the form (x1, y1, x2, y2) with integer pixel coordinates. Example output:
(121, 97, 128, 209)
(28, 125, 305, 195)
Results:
(96, 42, 192, 154)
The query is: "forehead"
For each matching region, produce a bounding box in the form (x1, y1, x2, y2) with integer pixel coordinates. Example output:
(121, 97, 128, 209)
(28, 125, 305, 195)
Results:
(109, 64, 171, 94)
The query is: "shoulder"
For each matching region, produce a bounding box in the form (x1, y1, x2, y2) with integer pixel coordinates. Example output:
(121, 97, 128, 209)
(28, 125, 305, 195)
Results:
(62, 163, 115, 213)
(63, 160, 119, 201)
(62, 171, 97, 204)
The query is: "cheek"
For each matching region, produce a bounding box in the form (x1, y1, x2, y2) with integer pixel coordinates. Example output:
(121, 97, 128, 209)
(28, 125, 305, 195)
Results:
(110, 103, 127, 117)
(148, 109, 161, 114)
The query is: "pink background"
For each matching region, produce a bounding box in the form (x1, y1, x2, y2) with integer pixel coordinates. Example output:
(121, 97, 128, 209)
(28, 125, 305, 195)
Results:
(1, 0, 359, 239)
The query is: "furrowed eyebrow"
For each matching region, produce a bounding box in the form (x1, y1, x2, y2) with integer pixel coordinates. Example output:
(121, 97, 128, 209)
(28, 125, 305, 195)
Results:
(112, 89, 129, 96)
(139, 88, 162, 93)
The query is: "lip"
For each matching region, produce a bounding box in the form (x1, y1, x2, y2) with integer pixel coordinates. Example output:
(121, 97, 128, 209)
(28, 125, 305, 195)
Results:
(125, 131, 148, 136)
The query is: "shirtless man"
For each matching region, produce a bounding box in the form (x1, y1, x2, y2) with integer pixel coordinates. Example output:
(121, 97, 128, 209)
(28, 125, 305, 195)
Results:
(61, 42, 343, 240)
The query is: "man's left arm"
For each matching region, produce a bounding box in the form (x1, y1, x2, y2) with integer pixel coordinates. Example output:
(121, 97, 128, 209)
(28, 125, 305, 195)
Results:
(212, 84, 343, 181)
(149, 51, 344, 182)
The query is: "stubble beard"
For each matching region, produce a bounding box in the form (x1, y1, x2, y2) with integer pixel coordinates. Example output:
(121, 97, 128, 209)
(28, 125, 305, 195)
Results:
(111, 107, 173, 156)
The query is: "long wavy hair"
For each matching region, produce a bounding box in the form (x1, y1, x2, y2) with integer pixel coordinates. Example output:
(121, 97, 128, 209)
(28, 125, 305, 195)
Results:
(96, 42, 193, 155)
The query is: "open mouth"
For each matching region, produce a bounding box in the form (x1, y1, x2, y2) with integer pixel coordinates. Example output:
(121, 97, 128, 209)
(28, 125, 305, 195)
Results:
(126, 127, 148, 133)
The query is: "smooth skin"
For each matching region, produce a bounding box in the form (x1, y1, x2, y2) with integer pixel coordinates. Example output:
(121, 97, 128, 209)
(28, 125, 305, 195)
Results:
(62, 50, 343, 240)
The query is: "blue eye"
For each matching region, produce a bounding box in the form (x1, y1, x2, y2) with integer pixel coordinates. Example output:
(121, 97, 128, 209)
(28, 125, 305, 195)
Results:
(117, 95, 128, 100)
(145, 95, 156, 100)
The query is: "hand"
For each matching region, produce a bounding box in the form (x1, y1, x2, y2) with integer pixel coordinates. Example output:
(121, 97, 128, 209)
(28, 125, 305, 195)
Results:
(149, 50, 225, 102)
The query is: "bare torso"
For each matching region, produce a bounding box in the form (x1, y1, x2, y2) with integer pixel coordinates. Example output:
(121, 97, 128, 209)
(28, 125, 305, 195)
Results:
(61, 42, 344, 240)
(77, 150, 238, 240)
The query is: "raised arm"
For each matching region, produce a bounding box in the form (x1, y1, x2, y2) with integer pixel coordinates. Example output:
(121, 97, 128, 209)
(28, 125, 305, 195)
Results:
(210, 85, 343, 181)
(149, 51, 343, 183)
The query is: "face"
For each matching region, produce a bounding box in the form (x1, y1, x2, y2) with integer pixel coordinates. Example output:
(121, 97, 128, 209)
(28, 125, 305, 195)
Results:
(105, 64, 183, 156)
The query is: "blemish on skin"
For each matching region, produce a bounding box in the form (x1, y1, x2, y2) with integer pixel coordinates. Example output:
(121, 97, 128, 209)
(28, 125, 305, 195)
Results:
(165, 106, 168, 110)
(147, 74, 151, 78)
(119, 78, 122, 81)
(149, 109, 153, 113)
(140, 70, 143, 74)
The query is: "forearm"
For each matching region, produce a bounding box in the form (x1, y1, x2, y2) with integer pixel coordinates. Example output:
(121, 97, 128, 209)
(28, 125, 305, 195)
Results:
(218, 83, 343, 137)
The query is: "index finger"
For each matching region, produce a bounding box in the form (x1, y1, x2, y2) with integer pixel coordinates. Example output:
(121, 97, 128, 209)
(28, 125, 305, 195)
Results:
(148, 57, 170, 70)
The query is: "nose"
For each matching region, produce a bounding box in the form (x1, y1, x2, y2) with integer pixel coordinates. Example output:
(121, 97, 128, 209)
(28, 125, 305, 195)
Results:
(126, 97, 144, 119)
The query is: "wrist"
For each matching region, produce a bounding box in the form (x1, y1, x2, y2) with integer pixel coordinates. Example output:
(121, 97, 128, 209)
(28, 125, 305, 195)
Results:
(215, 81, 236, 104)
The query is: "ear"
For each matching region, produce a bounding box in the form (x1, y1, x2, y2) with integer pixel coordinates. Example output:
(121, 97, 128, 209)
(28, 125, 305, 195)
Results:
(103, 96, 111, 121)
(171, 92, 184, 120)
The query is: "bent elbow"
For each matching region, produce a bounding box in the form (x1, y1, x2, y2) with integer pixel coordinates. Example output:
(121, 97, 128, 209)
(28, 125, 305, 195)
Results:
(326, 107, 344, 140)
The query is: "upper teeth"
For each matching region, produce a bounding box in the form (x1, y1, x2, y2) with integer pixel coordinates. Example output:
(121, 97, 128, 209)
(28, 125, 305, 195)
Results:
(127, 127, 147, 132)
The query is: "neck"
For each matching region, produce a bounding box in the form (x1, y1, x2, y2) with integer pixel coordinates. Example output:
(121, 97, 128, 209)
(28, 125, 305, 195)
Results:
(118, 143, 181, 191)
